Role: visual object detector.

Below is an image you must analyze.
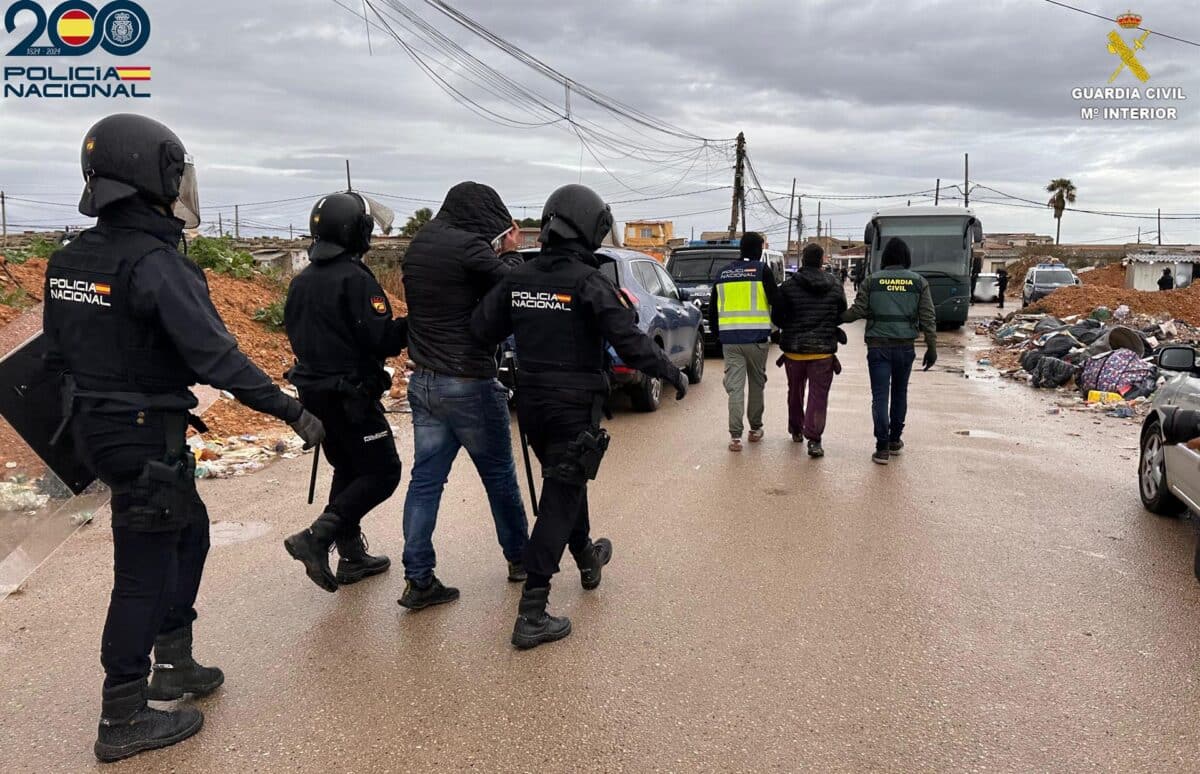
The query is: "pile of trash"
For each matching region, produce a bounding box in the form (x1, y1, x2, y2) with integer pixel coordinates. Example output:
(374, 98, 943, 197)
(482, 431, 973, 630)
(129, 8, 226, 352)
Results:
(979, 306, 1200, 415)
(188, 433, 310, 480)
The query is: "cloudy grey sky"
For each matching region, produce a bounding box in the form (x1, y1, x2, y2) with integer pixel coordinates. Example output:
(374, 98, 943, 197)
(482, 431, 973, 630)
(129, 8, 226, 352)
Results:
(1, 0, 1197, 244)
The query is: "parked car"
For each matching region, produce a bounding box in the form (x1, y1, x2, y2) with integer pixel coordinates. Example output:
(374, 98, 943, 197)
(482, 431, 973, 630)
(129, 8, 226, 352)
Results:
(498, 247, 704, 412)
(973, 273, 999, 303)
(666, 239, 785, 350)
(1023, 262, 1080, 306)
(1138, 345, 1200, 580)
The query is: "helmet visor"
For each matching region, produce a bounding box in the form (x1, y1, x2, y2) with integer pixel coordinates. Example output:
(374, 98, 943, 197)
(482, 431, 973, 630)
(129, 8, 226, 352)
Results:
(171, 158, 200, 229)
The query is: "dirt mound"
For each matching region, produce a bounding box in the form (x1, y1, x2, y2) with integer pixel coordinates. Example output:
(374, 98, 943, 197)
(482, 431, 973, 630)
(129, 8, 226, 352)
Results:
(0, 257, 48, 326)
(1080, 262, 1126, 288)
(1029, 283, 1200, 325)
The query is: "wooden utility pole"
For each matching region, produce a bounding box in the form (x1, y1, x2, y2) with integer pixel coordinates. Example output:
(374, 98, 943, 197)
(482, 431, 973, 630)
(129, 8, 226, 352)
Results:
(218, 212, 223, 237)
(1158, 208, 1162, 245)
(816, 201, 822, 240)
(1, 191, 6, 248)
(797, 197, 804, 243)
(728, 132, 745, 239)
(935, 178, 940, 205)
(289, 224, 294, 240)
(963, 154, 970, 207)
(346, 159, 353, 190)
(1137, 226, 1141, 244)
(234, 205, 240, 239)
(785, 178, 796, 255)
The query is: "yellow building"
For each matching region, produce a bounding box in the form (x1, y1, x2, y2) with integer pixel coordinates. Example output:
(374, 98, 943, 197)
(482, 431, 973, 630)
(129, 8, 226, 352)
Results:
(624, 220, 674, 256)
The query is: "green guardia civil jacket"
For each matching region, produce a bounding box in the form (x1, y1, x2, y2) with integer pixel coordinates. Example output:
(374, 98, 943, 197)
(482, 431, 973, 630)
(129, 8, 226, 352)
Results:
(843, 267, 937, 347)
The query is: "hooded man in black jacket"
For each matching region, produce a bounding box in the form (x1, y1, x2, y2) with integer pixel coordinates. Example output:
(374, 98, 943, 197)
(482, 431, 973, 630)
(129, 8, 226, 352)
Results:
(282, 192, 408, 593)
(398, 182, 530, 610)
(772, 244, 847, 457)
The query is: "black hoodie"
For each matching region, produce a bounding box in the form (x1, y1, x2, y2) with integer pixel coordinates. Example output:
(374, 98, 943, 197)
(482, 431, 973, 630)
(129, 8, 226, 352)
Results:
(402, 182, 521, 378)
(772, 266, 848, 355)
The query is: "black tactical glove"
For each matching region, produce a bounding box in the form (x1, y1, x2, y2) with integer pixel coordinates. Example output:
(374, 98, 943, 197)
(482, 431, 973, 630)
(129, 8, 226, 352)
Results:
(835, 327, 848, 345)
(290, 409, 326, 450)
(668, 369, 689, 400)
(922, 343, 938, 371)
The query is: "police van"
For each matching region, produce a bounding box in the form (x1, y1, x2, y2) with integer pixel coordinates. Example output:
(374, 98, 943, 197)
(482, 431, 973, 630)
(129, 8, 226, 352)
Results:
(666, 239, 785, 349)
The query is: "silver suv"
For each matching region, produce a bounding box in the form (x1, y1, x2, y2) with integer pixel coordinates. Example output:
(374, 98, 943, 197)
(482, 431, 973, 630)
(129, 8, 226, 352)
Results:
(1023, 263, 1080, 305)
(1138, 345, 1200, 580)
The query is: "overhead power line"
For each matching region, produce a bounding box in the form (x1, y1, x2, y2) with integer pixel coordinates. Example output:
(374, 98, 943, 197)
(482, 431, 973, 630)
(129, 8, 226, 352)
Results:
(1042, 1, 1200, 47)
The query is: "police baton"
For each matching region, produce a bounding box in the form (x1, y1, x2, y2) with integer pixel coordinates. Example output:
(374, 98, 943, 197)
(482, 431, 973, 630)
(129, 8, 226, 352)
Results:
(505, 351, 539, 518)
(307, 443, 321, 506)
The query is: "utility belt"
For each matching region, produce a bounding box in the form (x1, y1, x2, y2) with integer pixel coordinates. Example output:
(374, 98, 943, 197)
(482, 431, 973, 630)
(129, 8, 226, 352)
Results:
(515, 369, 609, 394)
(290, 369, 386, 425)
(51, 374, 203, 445)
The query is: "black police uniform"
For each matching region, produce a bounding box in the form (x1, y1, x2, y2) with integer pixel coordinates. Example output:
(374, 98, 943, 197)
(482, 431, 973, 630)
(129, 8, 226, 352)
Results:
(472, 240, 681, 584)
(43, 197, 305, 689)
(284, 247, 407, 550)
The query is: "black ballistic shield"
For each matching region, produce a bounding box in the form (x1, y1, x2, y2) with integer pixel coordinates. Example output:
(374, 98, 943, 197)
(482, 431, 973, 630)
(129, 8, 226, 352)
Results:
(0, 333, 96, 494)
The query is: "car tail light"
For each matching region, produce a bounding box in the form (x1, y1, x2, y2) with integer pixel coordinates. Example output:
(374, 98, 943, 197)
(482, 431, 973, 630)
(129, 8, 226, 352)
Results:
(621, 287, 639, 306)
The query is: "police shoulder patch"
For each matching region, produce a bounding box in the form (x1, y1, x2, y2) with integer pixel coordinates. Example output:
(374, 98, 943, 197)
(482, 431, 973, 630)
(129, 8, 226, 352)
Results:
(370, 296, 388, 315)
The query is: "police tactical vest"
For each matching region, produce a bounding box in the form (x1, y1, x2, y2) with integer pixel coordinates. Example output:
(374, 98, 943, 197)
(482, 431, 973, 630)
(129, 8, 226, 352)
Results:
(509, 258, 607, 385)
(865, 268, 924, 341)
(714, 260, 771, 344)
(45, 226, 196, 394)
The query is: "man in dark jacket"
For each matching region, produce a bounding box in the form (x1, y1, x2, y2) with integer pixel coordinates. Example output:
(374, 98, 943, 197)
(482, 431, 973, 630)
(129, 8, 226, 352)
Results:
(1159, 269, 1175, 291)
(844, 238, 937, 464)
(472, 184, 688, 649)
(283, 192, 408, 593)
(398, 182, 529, 610)
(42, 114, 325, 762)
(772, 244, 847, 457)
(997, 268, 1009, 309)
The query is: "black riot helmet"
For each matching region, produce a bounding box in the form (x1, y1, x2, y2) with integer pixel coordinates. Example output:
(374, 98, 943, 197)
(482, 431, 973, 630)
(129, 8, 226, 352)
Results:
(539, 184, 614, 251)
(309, 192, 374, 261)
(78, 113, 200, 228)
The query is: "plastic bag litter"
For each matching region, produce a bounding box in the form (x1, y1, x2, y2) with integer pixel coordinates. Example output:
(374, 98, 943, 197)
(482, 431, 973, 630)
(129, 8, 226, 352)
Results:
(0, 482, 50, 513)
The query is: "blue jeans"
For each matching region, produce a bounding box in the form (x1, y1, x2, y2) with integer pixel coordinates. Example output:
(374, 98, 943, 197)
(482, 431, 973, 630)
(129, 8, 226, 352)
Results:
(401, 369, 529, 582)
(866, 345, 916, 449)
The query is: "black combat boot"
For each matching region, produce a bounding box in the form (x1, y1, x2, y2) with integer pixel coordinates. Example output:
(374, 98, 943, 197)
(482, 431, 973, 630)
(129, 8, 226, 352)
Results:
(94, 680, 203, 763)
(334, 531, 391, 585)
(397, 575, 460, 610)
(146, 625, 224, 701)
(284, 510, 343, 592)
(511, 585, 571, 649)
(572, 538, 613, 591)
(507, 560, 527, 583)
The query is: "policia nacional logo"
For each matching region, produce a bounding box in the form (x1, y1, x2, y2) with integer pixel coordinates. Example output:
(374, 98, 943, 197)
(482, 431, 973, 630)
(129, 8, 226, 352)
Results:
(48, 277, 112, 307)
(512, 290, 574, 311)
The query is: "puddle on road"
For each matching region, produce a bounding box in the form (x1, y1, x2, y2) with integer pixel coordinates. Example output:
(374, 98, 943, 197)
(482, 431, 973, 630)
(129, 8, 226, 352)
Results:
(954, 429, 1004, 439)
(210, 520, 271, 547)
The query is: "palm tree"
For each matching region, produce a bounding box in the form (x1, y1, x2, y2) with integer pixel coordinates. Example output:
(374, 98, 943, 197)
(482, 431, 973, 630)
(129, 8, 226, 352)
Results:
(1046, 178, 1077, 245)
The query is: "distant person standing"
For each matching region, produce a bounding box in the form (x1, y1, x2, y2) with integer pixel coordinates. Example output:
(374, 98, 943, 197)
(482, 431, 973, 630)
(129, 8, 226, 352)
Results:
(708, 232, 778, 452)
(772, 244, 847, 458)
(996, 268, 1009, 309)
(970, 255, 983, 305)
(843, 238, 937, 465)
(852, 262, 865, 293)
(1159, 269, 1175, 291)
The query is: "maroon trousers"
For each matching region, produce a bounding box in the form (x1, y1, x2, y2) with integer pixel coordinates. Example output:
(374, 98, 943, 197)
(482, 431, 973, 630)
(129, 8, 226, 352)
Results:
(784, 357, 836, 442)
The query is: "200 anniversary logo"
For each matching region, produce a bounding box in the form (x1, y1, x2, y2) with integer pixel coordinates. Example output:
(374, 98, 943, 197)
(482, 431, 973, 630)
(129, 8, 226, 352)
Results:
(3, 0, 152, 99)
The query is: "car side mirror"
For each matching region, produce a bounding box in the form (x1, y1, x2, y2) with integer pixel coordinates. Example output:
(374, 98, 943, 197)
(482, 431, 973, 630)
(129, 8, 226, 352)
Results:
(677, 287, 691, 302)
(1158, 346, 1198, 372)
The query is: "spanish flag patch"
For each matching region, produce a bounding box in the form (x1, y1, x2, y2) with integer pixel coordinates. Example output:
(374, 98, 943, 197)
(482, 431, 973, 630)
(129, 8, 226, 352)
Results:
(371, 296, 387, 315)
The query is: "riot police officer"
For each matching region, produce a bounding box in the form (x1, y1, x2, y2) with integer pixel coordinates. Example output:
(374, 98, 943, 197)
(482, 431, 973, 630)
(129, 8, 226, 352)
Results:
(471, 184, 688, 649)
(42, 114, 325, 763)
(283, 192, 407, 592)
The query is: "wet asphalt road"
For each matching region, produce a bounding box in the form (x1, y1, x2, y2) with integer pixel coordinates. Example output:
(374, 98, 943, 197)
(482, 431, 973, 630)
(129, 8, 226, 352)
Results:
(2, 315, 1198, 773)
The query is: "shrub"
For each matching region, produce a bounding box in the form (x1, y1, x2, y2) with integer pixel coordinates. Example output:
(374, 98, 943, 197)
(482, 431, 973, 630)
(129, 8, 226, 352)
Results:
(253, 298, 286, 331)
(0, 286, 30, 308)
(4, 235, 58, 265)
(189, 235, 257, 279)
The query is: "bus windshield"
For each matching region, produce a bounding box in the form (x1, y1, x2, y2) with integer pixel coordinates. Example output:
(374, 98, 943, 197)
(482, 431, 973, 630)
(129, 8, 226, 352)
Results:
(873, 218, 970, 275)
